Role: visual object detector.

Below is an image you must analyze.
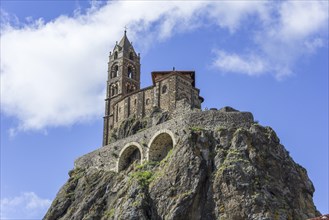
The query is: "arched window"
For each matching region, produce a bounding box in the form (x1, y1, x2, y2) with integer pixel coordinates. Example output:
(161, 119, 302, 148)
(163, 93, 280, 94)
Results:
(162, 85, 167, 94)
(129, 52, 134, 60)
(111, 84, 118, 96)
(146, 98, 150, 105)
(115, 83, 119, 94)
(113, 65, 118, 78)
(126, 84, 131, 93)
(126, 83, 135, 93)
(114, 51, 118, 59)
(128, 66, 133, 79)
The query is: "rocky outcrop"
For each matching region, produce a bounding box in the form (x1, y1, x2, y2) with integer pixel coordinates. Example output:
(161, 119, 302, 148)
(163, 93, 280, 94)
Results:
(44, 114, 320, 220)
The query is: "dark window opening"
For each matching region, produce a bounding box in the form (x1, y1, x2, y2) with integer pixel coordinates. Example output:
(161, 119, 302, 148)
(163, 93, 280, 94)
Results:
(127, 84, 135, 93)
(113, 65, 118, 78)
(129, 52, 134, 60)
(114, 51, 118, 59)
(162, 85, 167, 94)
(128, 66, 133, 79)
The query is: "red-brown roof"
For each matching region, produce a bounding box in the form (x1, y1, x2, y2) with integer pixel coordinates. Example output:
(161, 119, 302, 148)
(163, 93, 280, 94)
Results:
(151, 70, 196, 87)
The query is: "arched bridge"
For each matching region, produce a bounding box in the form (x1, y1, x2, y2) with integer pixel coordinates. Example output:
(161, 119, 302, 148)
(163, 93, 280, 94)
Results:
(116, 129, 176, 172)
(74, 109, 254, 173)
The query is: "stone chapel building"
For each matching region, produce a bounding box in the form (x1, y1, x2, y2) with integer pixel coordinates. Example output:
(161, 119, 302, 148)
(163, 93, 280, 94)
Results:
(102, 32, 204, 146)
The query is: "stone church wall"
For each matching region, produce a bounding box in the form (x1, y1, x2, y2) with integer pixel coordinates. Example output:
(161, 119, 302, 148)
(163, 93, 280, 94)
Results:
(109, 74, 202, 130)
(144, 87, 154, 115)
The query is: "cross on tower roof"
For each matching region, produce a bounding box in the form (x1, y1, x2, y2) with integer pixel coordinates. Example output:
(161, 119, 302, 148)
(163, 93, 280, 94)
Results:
(124, 26, 128, 35)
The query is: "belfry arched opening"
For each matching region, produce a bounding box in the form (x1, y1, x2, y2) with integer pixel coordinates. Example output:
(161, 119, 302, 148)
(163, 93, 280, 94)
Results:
(148, 133, 174, 162)
(117, 145, 142, 172)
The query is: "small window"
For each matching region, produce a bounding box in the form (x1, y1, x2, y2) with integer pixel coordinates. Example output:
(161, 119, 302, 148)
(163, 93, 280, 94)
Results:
(128, 67, 133, 78)
(134, 99, 137, 105)
(146, 98, 150, 105)
(126, 84, 130, 93)
(129, 52, 134, 60)
(162, 85, 167, 94)
(111, 84, 118, 96)
(114, 51, 118, 59)
(113, 65, 118, 78)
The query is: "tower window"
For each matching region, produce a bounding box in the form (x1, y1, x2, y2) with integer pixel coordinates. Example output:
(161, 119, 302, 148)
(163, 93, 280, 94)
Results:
(112, 65, 119, 78)
(126, 84, 131, 93)
(111, 84, 118, 96)
(114, 51, 118, 59)
(128, 66, 133, 79)
(126, 83, 135, 93)
(129, 52, 134, 60)
(146, 98, 150, 105)
(162, 85, 167, 94)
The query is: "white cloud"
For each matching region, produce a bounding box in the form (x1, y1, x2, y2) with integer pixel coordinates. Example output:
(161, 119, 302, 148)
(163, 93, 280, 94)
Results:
(0, 1, 209, 132)
(212, 50, 266, 76)
(206, 1, 269, 33)
(1, 1, 327, 132)
(212, 0, 328, 79)
(278, 1, 328, 40)
(0, 192, 51, 219)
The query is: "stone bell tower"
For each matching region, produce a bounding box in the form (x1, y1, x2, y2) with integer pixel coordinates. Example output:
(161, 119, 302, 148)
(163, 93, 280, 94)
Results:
(103, 31, 141, 146)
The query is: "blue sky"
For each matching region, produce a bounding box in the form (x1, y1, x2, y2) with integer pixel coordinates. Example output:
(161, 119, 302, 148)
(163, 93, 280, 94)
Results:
(1, 0, 328, 218)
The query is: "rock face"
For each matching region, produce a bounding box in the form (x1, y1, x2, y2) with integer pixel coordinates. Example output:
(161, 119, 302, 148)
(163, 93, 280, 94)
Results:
(44, 108, 320, 220)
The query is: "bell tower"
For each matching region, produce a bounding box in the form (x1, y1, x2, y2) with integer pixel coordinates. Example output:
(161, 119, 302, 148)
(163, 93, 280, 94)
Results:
(103, 31, 141, 146)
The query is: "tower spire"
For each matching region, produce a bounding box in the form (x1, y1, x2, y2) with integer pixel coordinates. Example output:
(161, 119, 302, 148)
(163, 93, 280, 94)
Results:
(103, 30, 141, 146)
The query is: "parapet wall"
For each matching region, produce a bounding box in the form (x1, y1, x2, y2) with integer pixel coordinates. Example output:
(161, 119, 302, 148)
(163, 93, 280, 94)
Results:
(75, 108, 254, 172)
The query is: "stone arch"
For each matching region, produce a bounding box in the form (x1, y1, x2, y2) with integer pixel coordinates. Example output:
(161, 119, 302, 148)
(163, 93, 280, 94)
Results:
(147, 129, 176, 162)
(117, 142, 143, 172)
(112, 64, 119, 78)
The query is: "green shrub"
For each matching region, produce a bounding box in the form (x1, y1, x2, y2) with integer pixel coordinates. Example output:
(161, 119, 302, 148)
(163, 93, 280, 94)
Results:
(130, 171, 154, 187)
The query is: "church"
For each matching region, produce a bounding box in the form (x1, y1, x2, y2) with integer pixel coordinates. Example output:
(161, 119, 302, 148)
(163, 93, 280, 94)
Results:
(102, 31, 204, 146)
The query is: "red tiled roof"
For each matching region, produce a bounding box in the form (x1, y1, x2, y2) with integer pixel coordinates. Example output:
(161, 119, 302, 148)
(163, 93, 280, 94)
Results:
(151, 70, 195, 87)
